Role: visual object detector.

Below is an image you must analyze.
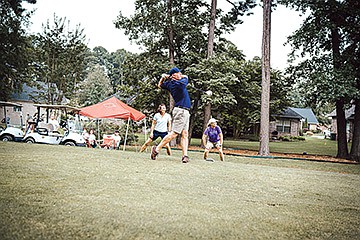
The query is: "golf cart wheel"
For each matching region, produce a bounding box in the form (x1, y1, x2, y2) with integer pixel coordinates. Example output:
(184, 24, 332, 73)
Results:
(25, 138, 35, 144)
(64, 141, 76, 147)
(0, 134, 13, 141)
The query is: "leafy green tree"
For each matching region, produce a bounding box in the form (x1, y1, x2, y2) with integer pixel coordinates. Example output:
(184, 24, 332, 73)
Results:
(116, 51, 170, 111)
(86, 47, 131, 93)
(186, 52, 239, 141)
(186, 50, 290, 141)
(77, 65, 112, 106)
(114, 0, 256, 142)
(115, 0, 256, 68)
(280, 0, 360, 160)
(88, 46, 110, 69)
(0, 0, 36, 101)
(108, 49, 132, 90)
(32, 14, 88, 104)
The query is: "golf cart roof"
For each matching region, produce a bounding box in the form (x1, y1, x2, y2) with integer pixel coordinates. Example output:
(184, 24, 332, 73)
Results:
(0, 101, 22, 108)
(33, 104, 80, 112)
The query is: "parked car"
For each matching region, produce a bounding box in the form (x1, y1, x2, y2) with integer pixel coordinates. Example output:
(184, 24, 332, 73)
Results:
(0, 101, 25, 142)
(23, 104, 86, 147)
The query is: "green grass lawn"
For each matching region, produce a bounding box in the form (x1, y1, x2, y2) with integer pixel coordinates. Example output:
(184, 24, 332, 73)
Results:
(0, 142, 359, 239)
(137, 134, 341, 157)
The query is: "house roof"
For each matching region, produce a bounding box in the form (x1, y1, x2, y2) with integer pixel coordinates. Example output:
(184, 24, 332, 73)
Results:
(290, 107, 319, 124)
(327, 105, 355, 120)
(274, 107, 319, 124)
(11, 83, 38, 101)
(273, 108, 303, 120)
(11, 83, 69, 104)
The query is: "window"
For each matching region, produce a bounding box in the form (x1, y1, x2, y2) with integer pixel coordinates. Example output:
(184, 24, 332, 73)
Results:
(13, 106, 21, 112)
(276, 119, 291, 133)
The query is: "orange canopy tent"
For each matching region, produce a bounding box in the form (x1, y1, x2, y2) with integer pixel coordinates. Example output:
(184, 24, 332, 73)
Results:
(79, 96, 146, 150)
(79, 96, 145, 121)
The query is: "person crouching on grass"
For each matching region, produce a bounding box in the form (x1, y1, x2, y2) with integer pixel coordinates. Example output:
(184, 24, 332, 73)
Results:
(140, 104, 172, 155)
(202, 118, 224, 161)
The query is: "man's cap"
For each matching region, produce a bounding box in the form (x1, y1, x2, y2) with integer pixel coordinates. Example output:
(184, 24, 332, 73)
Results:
(169, 67, 181, 75)
(208, 118, 217, 125)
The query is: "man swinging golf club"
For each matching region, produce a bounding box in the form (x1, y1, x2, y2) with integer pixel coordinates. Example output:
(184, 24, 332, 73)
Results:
(151, 67, 191, 163)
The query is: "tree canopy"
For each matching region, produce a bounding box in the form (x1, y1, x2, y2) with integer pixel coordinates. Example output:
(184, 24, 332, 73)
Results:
(0, 0, 36, 101)
(31, 14, 88, 104)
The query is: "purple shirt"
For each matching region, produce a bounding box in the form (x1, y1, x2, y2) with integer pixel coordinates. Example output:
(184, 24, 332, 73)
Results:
(204, 125, 222, 143)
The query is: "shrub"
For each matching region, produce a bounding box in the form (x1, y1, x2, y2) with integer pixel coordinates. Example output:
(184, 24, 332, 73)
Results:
(279, 135, 306, 142)
(279, 136, 291, 141)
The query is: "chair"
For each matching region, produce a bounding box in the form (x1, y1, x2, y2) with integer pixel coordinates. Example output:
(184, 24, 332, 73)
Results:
(100, 134, 116, 149)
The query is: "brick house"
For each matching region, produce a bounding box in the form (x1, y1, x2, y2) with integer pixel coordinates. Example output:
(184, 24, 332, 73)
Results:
(0, 85, 38, 127)
(270, 107, 319, 137)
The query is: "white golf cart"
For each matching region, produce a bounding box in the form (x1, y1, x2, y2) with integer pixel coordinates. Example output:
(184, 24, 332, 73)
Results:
(23, 104, 86, 147)
(0, 101, 25, 142)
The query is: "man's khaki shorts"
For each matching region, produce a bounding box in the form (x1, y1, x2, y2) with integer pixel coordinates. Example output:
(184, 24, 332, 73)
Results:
(172, 107, 190, 134)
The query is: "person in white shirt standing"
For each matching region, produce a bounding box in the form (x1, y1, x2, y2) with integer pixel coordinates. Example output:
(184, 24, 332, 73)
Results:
(140, 104, 172, 155)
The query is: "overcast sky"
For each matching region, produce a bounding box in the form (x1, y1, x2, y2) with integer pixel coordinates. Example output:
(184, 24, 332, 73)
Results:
(24, 0, 305, 71)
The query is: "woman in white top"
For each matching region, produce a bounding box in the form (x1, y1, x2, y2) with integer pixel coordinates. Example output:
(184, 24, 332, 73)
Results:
(140, 104, 172, 155)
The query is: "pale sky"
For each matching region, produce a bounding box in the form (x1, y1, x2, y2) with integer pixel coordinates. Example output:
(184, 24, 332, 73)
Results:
(24, 0, 305, 71)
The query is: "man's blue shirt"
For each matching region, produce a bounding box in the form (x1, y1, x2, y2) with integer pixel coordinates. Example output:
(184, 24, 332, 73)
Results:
(161, 76, 191, 109)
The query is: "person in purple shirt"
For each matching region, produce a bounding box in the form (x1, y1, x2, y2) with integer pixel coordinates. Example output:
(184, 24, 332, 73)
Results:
(202, 118, 224, 161)
(150, 67, 191, 163)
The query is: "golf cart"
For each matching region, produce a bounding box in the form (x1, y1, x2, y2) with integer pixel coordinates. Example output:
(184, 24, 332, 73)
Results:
(0, 101, 25, 142)
(23, 104, 86, 146)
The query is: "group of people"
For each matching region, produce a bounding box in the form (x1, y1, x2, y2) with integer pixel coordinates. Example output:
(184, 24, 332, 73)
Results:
(79, 66, 224, 162)
(142, 67, 224, 163)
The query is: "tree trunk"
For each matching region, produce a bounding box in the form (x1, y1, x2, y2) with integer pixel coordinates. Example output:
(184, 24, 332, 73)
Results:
(350, 99, 360, 161)
(335, 99, 349, 159)
(201, 0, 217, 148)
(188, 92, 201, 145)
(167, 0, 174, 65)
(207, 0, 217, 58)
(258, 0, 271, 156)
(167, 0, 175, 114)
(167, 0, 177, 146)
(329, 12, 349, 159)
(202, 103, 211, 130)
(233, 126, 241, 139)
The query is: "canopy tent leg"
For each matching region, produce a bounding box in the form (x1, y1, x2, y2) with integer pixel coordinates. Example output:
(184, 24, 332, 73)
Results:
(130, 119, 137, 152)
(144, 117, 147, 152)
(97, 119, 100, 141)
(123, 117, 130, 151)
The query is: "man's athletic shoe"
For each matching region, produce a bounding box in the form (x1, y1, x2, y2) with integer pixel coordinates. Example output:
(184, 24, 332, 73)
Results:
(150, 146, 158, 160)
(182, 155, 189, 163)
